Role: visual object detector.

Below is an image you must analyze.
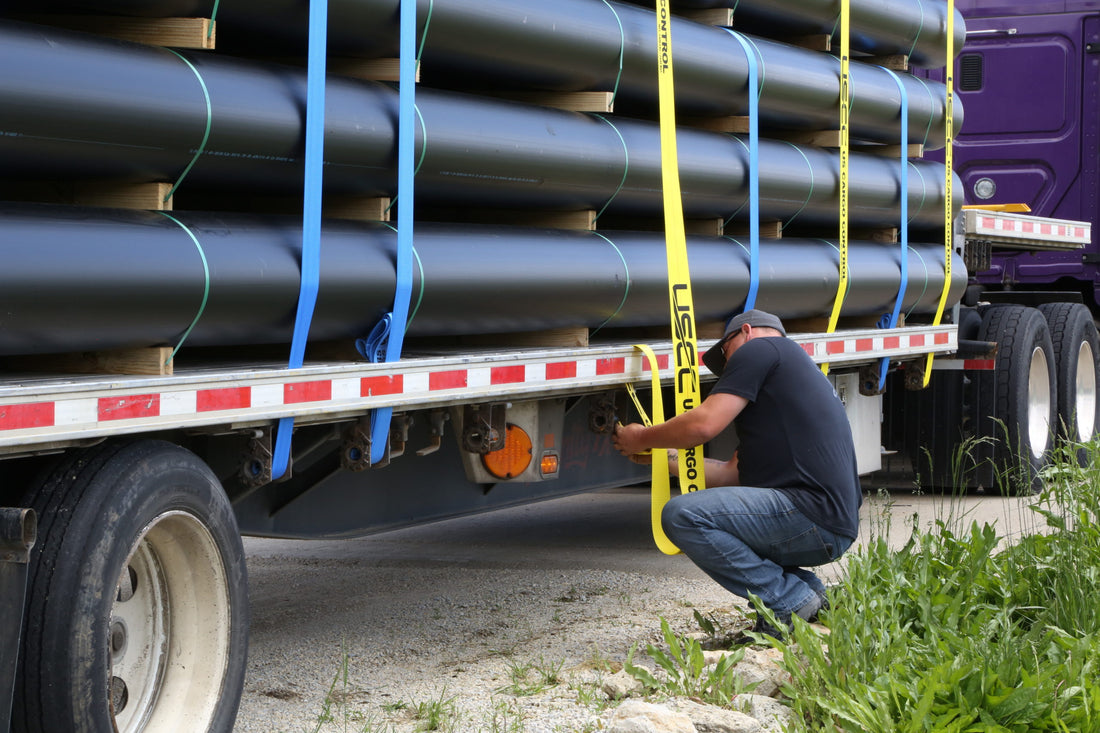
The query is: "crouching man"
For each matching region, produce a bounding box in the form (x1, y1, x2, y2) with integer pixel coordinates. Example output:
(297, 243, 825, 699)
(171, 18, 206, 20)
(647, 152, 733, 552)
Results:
(612, 309, 861, 638)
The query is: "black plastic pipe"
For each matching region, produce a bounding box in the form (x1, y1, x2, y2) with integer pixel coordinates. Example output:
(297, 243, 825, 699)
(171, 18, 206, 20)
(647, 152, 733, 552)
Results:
(0, 22, 956, 231)
(0, 204, 965, 357)
(10, 0, 966, 67)
(627, 0, 965, 68)
(0, 0, 959, 147)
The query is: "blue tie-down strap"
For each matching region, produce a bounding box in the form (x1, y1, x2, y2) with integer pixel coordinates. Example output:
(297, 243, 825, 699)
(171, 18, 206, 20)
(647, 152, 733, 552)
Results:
(271, 0, 328, 481)
(357, 315, 398, 465)
(877, 67, 910, 392)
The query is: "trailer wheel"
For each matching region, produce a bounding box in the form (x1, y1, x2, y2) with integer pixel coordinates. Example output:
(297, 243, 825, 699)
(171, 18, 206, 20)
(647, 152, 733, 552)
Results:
(977, 306, 1057, 494)
(14, 440, 248, 733)
(1037, 302, 1100, 462)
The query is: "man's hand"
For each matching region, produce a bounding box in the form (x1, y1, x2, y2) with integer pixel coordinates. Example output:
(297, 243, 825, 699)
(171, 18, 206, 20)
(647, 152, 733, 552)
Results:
(612, 422, 648, 457)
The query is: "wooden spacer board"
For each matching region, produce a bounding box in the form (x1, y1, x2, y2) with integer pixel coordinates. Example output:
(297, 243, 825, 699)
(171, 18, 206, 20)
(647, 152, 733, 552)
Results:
(725, 220, 783, 239)
(325, 196, 392, 222)
(5, 346, 175, 377)
(329, 57, 421, 83)
(73, 181, 174, 211)
(678, 8, 734, 26)
(500, 91, 615, 114)
(16, 15, 215, 49)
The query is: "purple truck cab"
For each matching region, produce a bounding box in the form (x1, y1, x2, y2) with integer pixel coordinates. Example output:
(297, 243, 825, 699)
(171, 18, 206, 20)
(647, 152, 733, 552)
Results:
(941, 1, 1100, 304)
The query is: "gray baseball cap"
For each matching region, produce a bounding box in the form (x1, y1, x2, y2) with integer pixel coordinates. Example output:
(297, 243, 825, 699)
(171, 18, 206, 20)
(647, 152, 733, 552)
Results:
(702, 309, 787, 375)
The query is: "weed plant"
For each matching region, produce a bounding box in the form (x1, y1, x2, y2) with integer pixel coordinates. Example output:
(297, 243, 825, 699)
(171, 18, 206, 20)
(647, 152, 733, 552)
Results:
(624, 617, 757, 707)
(778, 443, 1100, 732)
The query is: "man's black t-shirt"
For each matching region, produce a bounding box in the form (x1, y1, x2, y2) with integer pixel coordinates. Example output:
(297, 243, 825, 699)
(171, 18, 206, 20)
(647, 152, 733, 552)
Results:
(710, 336, 862, 540)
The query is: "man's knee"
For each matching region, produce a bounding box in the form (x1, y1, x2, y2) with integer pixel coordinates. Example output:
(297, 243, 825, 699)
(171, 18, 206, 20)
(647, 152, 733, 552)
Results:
(660, 493, 695, 537)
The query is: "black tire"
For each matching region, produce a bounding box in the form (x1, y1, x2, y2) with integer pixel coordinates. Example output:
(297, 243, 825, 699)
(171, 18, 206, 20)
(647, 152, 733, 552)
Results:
(1037, 302, 1100, 464)
(13, 440, 248, 733)
(893, 307, 983, 490)
(976, 306, 1057, 494)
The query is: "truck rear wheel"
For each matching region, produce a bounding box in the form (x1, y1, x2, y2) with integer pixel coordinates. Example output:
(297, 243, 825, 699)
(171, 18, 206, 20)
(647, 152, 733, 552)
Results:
(976, 306, 1057, 494)
(1037, 302, 1099, 462)
(13, 440, 248, 733)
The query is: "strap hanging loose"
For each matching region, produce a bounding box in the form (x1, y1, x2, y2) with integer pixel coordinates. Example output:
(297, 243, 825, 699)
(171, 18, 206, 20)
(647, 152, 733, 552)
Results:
(655, 0, 705, 494)
(627, 345, 680, 555)
(923, 0, 955, 387)
(723, 28, 761, 311)
(823, 0, 852, 376)
(878, 69, 910, 391)
(272, 0, 328, 480)
(367, 0, 419, 465)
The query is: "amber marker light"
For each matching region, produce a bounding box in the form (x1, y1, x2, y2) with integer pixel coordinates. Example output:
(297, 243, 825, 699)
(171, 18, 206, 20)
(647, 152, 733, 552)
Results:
(481, 424, 533, 479)
(540, 453, 559, 477)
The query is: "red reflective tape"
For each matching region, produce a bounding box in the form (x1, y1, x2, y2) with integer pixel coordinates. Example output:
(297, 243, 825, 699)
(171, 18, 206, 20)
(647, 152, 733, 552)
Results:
(197, 386, 251, 412)
(0, 402, 55, 430)
(643, 354, 671, 371)
(284, 381, 332, 404)
(935, 332, 950, 345)
(430, 370, 467, 390)
(491, 365, 525, 385)
(964, 359, 996, 371)
(99, 394, 160, 421)
(1023, 220, 1034, 233)
(801, 343, 815, 356)
(596, 357, 626, 375)
(909, 334, 926, 347)
(826, 341, 846, 355)
(855, 338, 874, 352)
(884, 336, 901, 349)
(361, 374, 404, 396)
(545, 362, 577, 380)
(981, 216, 994, 229)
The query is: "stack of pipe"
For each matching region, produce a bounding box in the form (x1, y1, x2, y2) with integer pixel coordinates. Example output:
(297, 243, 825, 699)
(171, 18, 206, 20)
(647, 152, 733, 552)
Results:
(0, 0, 965, 357)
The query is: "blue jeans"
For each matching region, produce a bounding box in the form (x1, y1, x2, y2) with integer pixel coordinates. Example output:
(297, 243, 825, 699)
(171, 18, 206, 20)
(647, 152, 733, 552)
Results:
(662, 486, 854, 616)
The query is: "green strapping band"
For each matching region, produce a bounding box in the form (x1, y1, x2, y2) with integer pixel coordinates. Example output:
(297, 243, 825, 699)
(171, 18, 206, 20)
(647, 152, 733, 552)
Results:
(781, 140, 815, 230)
(592, 114, 629, 221)
(164, 49, 213, 203)
(383, 0, 434, 215)
(381, 222, 426, 328)
(590, 231, 631, 336)
(908, 0, 925, 59)
(158, 211, 210, 365)
(207, 0, 219, 39)
(912, 76, 938, 147)
(418, 0, 435, 61)
(823, 238, 853, 298)
(724, 136, 751, 226)
(598, 0, 626, 105)
(906, 246, 930, 318)
(907, 161, 929, 222)
(385, 104, 428, 213)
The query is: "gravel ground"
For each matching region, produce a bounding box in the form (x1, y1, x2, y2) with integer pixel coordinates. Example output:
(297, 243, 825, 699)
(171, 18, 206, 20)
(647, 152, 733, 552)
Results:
(234, 488, 761, 732)
(234, 486, 1037, 732)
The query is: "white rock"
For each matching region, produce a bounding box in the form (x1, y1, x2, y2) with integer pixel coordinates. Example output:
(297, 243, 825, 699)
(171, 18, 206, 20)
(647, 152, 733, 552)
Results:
(607, 700, 698, 733)
(672, 699, 764, 733)
(602, 669, 646, 699)
(735, 694, 796, 733)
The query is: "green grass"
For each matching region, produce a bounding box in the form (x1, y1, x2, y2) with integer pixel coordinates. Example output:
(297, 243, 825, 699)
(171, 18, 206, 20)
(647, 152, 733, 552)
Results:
(774, 442, 1100, 732)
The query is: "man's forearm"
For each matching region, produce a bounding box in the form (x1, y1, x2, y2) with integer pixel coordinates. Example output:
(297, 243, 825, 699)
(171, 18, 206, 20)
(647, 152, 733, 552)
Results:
(665, 451, 740, 485)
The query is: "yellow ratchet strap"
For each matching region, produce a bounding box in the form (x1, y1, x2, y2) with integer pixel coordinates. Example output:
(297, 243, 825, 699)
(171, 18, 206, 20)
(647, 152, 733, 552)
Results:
(823, 0, 852, 376)
(923, 0, 955, 387)
(655, 0, 706, 494)
(626, 345, 680, 555)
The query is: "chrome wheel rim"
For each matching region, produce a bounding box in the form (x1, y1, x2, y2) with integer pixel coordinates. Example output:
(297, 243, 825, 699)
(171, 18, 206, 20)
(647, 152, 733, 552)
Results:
(110, 511, 231, 732)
